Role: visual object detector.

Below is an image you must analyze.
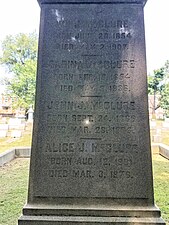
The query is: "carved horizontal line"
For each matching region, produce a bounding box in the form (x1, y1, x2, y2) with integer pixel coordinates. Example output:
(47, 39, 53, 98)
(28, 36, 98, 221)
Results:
(81, 95, 103, 97)
(81, 55, 102, 57)
(80, 137, 101, 140)
(40, 2, 145, 5)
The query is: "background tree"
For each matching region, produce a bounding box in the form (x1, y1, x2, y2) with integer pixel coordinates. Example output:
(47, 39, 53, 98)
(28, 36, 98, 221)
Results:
(148, 60, 169, 117)
(160, 83, 169, 117)
(148, 68, 165, 94)
(163, 60, 169, 77)
(159, 60, 169, 117)
(148, 68, 165, 114)
(0, 32, 38, 110)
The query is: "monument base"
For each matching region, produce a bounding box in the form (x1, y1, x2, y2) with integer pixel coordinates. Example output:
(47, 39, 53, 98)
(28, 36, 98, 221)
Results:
(18, 204, 165, 225)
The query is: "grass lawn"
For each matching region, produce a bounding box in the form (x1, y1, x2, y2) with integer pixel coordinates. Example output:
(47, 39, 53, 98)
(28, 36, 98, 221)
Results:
(0, 158, 29, 225)
(153, 155, 169, 223)
(0, 155, 169, 225)
(0, 129, 32, 154)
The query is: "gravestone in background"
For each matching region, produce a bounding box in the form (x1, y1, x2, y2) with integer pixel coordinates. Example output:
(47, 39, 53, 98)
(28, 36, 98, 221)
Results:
(18, 0, 165, 224)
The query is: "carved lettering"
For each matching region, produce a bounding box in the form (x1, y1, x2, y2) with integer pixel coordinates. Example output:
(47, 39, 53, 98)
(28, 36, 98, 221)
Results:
(45, 142, 138, 154)
(47, 60, 135, 70)
(72, 170, 94, 178)
(50, 157, 72, 165)
(46, 100, 135, 111)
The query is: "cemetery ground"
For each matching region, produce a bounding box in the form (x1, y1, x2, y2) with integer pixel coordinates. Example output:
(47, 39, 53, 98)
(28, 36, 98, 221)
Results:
(0, 123, 32, 154)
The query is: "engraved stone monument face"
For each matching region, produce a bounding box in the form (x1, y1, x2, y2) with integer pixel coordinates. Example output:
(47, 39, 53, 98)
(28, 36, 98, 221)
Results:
(18, 0, 165, 224)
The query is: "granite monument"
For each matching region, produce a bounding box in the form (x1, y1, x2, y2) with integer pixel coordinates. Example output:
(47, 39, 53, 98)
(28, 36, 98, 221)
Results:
(18, 0, 166, 224)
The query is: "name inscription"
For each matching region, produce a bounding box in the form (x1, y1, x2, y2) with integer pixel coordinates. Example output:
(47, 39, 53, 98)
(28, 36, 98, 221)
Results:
(34, 5, 149, 198)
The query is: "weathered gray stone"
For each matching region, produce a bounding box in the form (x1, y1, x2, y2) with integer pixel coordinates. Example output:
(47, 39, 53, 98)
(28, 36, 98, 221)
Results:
(0, 149, 15, 166)
(0, 147, 31, 166)
(15, 147, 31, 158)
(159, 144, 169, 160)
(18, 0, 165, 224)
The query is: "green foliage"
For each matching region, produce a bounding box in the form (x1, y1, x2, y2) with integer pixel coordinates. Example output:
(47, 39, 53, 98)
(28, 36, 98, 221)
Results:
(148, 68, 165, 94)
(148, 76, 155, 94)
(163, 60, 169, 77)
(0, 32, 38, 109)
(148, 61, 169, 116)
(159, 61, 169, 117)
(160, 83, 169, 117)
(0, 32, 37, 71)
(7, 59, 37, 109)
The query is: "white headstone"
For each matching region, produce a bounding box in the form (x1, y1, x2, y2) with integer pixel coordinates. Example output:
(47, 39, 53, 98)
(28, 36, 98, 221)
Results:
(27, 107, 34, 121)
(150, 121, 156, 128)
(0, 130, 7, 137)
(0, 124, 9, 130)
(8, 118, 22, 125)
(163, 122, 169, 128)
(11, 130, 22, 138)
